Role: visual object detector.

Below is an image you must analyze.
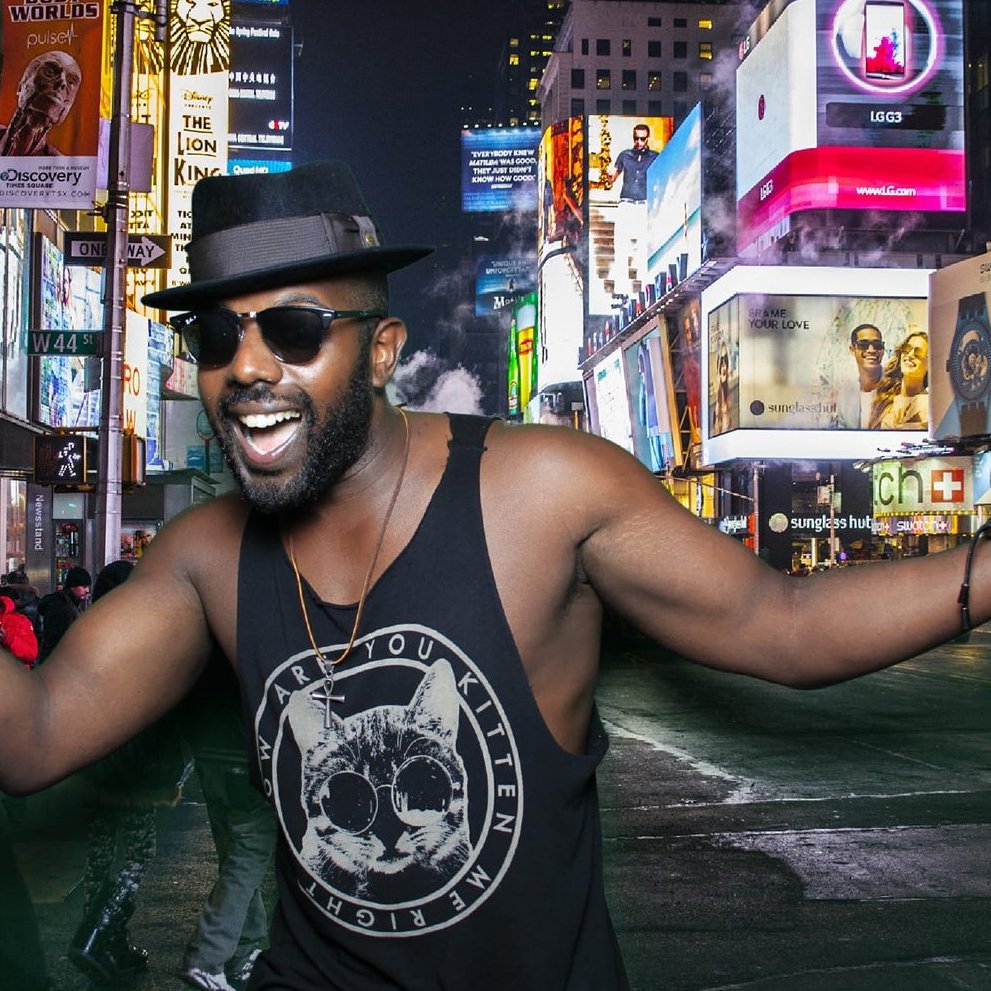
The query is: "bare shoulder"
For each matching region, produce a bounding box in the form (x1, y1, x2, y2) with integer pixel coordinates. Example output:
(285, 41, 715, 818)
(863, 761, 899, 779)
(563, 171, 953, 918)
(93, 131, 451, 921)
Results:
(480, 420, 684, 535)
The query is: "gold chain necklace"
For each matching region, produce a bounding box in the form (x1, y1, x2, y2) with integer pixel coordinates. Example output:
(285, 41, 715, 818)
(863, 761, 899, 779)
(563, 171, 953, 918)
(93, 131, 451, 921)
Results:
(288, 407, 410, 726)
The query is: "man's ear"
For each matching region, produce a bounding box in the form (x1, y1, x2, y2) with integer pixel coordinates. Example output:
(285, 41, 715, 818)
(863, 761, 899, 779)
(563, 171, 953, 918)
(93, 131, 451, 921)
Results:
(370, 317, 407, 389)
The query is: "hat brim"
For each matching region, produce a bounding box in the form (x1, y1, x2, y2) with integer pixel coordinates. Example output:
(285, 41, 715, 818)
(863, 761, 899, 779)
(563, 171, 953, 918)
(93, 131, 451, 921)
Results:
(141, 244, 433, 311)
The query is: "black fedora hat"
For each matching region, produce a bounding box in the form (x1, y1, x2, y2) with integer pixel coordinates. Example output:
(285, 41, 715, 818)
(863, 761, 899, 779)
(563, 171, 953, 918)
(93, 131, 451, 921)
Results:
(142, 161, 433, 310)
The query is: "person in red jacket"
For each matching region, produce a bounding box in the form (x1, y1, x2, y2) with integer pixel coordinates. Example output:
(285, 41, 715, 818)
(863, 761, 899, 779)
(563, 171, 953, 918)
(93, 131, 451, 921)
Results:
(0, 595, 38, 668)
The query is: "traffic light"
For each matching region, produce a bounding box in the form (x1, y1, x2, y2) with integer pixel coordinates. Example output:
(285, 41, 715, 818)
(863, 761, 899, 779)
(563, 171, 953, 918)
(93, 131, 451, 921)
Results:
(34, 435, 98, 489)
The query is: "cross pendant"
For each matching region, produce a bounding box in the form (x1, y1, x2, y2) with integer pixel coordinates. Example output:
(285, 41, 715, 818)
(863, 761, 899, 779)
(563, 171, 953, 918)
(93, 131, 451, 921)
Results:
(312, 676, 345, 729)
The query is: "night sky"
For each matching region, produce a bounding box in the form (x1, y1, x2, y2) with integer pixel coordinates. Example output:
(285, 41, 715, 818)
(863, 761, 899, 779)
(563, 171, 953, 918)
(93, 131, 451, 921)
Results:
(289, 2, 521, 350)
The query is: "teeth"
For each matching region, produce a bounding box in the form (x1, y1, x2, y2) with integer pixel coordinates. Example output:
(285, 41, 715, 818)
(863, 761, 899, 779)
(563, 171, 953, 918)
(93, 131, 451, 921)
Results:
(239, 410, 301, 430)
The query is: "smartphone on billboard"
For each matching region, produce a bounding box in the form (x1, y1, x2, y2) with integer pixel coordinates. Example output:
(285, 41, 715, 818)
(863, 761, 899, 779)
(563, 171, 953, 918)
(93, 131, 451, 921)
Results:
(864, 0, 906, 80)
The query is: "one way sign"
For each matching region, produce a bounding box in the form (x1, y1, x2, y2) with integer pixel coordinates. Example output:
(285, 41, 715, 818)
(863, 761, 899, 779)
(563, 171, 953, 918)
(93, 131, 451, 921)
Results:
(64, 232, 172, 269)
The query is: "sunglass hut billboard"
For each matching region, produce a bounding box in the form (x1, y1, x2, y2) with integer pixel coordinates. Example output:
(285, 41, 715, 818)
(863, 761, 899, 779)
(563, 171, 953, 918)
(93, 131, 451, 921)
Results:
(708, 290, 929, 433)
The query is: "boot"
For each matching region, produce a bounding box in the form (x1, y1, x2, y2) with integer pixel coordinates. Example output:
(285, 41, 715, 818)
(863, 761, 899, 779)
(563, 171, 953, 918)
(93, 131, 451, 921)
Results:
(107, 926, 149, 975)
(68, 922, 118, 986)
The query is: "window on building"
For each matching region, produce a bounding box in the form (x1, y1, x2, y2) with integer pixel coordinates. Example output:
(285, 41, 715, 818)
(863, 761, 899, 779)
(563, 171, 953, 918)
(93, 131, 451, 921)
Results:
(700, 71, 713, 89)
(596, 68, 611, 89)
(509, 54, 520, 66)
(596, 38, 610, 56)
(596, 98, 611, 114)
(648, 39, 661, 58)
(674, 100, 688, 121)
(571, 97, 586, 116)
(647, 16, 661, 27)
(622, 99, 636, 115)
(581, 38, 589, 55)
(674, 18, 687, 28)
(622, 69, 636, 90)
(673, 72, 688, 92)
(571, 68, 585, 89)
(648, 99, 664, 116)
(674, 41, 687, 59)
(699, 42, 713, 60)
(647, 71, 662, 91)
(622, 39, 632, 57)
(698, 19, 713, 29)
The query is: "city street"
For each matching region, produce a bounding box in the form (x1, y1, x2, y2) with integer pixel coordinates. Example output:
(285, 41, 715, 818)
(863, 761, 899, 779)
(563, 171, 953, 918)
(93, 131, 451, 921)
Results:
(7, 628, 991, 991)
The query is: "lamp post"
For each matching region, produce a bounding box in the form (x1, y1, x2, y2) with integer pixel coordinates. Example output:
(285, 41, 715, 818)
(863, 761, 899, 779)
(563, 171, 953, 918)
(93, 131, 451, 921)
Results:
(93, 0, 166, 570)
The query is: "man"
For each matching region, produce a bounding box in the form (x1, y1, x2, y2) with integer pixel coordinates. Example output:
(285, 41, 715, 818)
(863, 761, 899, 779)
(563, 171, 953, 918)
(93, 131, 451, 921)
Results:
(605, 124, 659, 294)
(37, 565, 90, 663)
(838, 323, 886, 428)
(0, 161, 988, 991)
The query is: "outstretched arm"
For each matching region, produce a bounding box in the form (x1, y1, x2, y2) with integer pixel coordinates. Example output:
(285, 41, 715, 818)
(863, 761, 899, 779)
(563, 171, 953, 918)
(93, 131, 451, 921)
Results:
(563, 431, 984, 685)
(0, 507, 233, 794)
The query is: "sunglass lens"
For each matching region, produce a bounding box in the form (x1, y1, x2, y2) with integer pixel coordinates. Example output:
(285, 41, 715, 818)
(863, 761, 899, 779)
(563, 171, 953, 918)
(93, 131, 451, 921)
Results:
(258, 307, 326, 364)
(181, 311, 240, 367)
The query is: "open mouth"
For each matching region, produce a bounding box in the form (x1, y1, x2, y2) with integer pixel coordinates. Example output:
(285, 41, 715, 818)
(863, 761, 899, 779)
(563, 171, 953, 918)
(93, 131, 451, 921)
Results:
(236, 409, 303, 462)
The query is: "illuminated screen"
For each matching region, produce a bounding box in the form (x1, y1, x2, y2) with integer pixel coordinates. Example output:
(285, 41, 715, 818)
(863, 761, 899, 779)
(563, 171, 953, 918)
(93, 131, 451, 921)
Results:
(586, 115, 673, 334)
(229, 17, 294, 150)
(736, 0, 965, 253)
(461, 128, 539, 213)
(537, 118, 584, 258)
(623, 327, 681, 471)
(512, 293, 539, 411)
(590, 351, 633, 453)
(475, 254, 536, 317)
(928, 254, 991, 441)
(701, 265, 932, 462)
(538, 251, 584, 390)
(646, 104, 703, 297)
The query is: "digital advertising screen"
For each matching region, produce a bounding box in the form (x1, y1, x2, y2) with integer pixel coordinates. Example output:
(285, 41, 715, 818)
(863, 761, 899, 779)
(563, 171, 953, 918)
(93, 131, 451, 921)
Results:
(586, 115, 674, 330)
(537, 118, 584, 259)
(512, 293, 539, 412)
(736, 0, 965, 254)
(646, 104, 703, 299)
(928, 254, 991, 442)
(229, 17, 294, 151)
(475, 254, 536, 317)
(701, 265, 932, 462)
(589, 351, 633, 454)
(623, 325, 682, 472)
(537, 252, 584, 392)
(461, 128, 539, 213)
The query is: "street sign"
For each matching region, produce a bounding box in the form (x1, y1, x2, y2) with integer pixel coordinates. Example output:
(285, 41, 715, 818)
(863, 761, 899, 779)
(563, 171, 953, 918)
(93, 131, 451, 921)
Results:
(27, 330, 101, 356)
(64, 232, 172, 269)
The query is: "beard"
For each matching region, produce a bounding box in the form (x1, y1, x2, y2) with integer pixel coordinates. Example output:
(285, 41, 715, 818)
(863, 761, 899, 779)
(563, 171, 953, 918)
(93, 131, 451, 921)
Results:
(210, 337, 375, 514)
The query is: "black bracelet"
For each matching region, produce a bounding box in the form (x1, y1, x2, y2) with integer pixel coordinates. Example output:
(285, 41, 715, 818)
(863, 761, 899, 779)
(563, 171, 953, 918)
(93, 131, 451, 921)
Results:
(958, 518, 991, 634)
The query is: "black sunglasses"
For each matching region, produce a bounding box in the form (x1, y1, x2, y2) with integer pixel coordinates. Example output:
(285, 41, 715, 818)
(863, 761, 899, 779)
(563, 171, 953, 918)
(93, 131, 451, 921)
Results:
(170, 305, 386, 368)
(853, 339, 884, 352)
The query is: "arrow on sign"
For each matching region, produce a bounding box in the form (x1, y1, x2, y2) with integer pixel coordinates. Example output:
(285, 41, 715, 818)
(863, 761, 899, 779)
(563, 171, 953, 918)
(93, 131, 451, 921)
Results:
(126, 235, 167, 265)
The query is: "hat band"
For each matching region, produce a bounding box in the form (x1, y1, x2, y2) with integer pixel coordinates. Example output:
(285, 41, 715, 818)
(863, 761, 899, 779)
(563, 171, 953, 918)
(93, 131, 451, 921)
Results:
(186, 211, 382, 282)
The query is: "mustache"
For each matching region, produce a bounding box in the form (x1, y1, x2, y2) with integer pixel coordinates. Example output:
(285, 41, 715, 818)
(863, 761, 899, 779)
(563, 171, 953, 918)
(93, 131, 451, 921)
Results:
(217, 385, 313, 420)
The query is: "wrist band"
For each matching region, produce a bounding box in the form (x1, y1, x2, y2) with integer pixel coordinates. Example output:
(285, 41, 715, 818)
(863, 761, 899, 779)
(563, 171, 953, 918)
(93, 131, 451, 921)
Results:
(958, 518, 991, 634)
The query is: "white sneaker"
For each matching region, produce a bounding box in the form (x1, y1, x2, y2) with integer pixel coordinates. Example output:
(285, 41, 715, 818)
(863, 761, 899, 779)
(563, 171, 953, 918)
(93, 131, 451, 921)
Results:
(180, 966, 237, 991)
(231, 947, 263, 984)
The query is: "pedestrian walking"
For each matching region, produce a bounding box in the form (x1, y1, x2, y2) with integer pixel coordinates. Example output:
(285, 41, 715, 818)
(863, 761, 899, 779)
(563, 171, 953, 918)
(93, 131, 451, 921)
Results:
(37, 565, 90, 664)
(180, 653, 276, 991)
(67, 561, 191, 987)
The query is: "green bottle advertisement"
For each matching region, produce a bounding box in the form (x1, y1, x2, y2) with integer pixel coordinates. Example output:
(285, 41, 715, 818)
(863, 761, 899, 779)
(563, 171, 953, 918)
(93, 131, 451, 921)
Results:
(515, 293, 538, 411)
(507, 313, 520, 417)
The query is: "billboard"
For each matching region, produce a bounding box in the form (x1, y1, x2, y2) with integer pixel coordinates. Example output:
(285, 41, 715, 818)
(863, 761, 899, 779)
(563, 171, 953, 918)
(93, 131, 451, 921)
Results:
(736, 0, 966, 254)
(166, 0, 230, 290)
(475, 254, 536, 317)
(586, 115, 674, 330)
(0, 1, 105, 208)
(229, 16, 293, 151)
(623, 325, 682, 472)
(701, 265, 932, 462)
(646, 104, 703, 300)
(461, 128, 538, 213)
(588, 351, 633, 454)
(536, 118, 585, 392)
(929, 253, 991, 441)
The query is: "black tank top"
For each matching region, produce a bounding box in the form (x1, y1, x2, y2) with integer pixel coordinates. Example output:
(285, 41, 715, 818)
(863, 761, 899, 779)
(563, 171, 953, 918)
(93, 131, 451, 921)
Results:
(236, 414, 629, 991)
